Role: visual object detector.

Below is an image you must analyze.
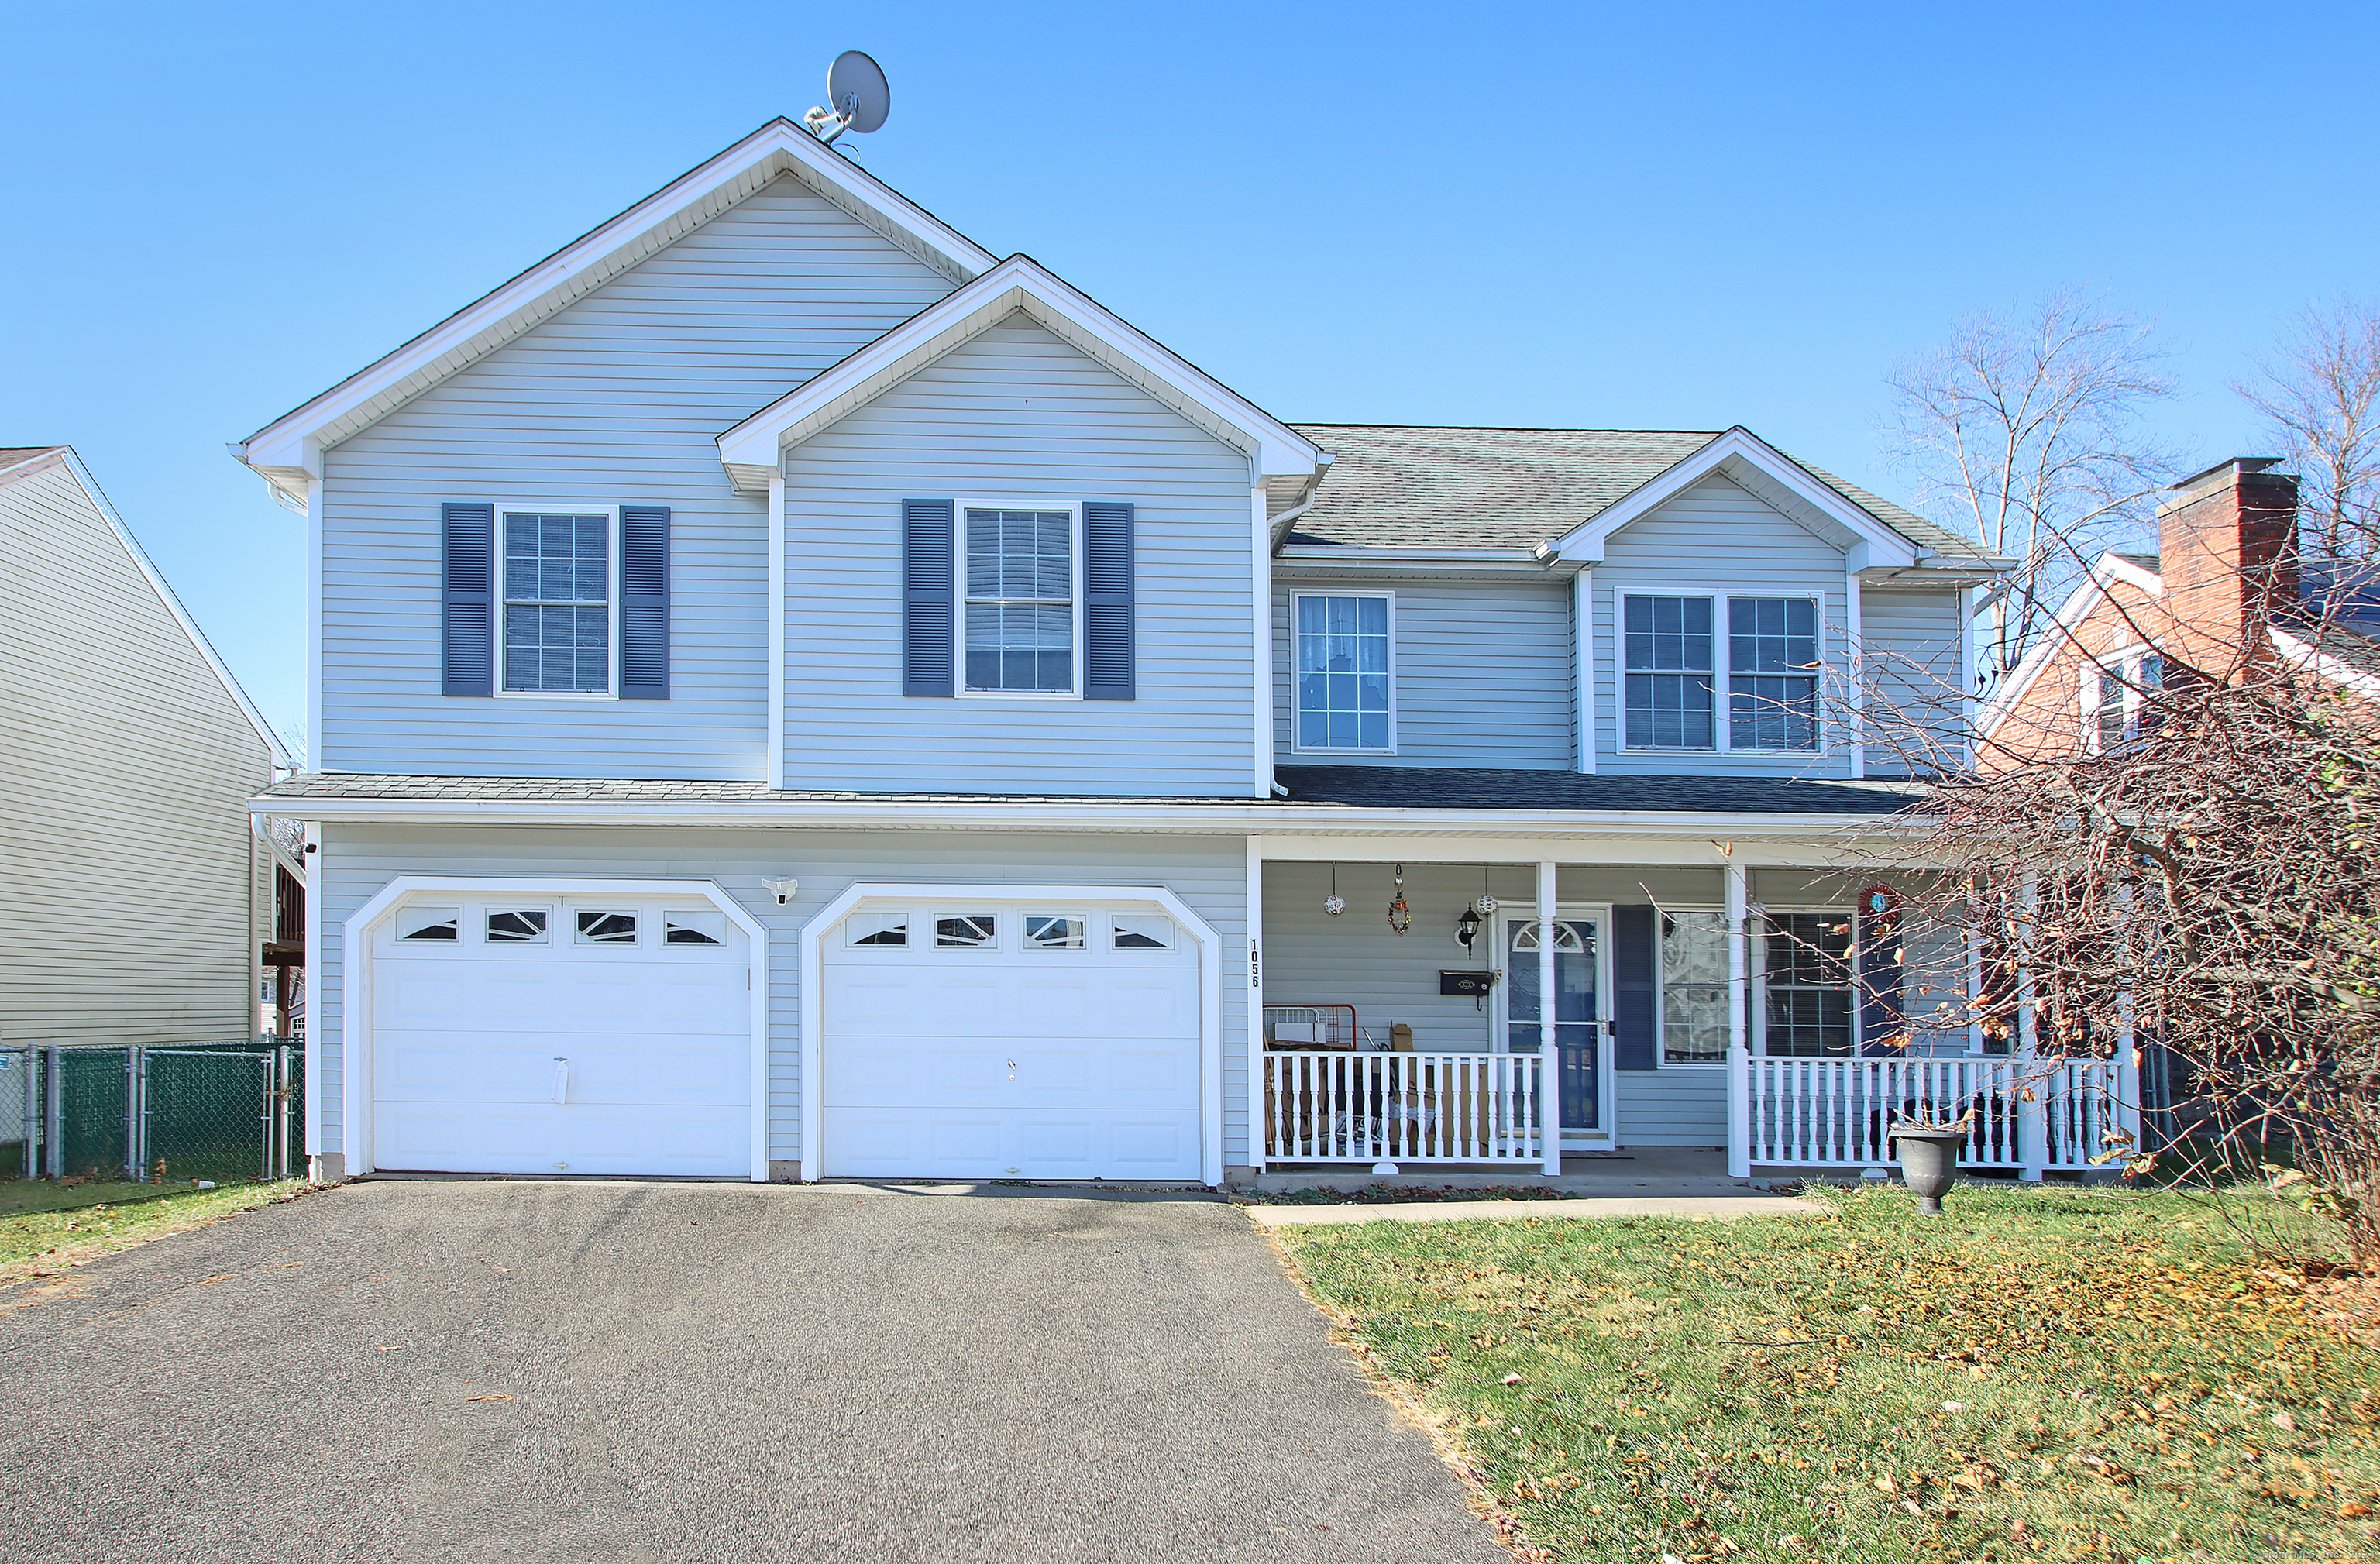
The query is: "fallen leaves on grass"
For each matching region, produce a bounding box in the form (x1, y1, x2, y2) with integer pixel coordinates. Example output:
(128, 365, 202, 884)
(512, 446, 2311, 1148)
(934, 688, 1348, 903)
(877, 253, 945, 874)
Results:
(463, 1394, 512, 1402)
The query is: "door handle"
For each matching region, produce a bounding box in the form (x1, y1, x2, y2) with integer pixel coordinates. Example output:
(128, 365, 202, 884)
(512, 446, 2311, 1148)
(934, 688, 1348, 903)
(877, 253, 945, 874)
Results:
(552, 1057, 569, 1105)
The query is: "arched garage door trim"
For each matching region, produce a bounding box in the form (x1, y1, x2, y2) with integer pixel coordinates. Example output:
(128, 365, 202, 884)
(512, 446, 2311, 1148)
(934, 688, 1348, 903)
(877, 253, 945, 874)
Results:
(800, 882, 1224, 1187)
(342, 876, 770, 1181)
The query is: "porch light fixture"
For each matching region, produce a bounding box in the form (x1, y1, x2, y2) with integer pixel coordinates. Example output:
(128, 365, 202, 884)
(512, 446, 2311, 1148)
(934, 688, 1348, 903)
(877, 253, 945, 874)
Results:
(1456, 904, 1481, 954)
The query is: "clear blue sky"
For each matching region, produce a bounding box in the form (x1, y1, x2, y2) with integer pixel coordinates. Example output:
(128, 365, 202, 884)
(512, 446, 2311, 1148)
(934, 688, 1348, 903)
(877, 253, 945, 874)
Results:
(5, 1, 2374, 750)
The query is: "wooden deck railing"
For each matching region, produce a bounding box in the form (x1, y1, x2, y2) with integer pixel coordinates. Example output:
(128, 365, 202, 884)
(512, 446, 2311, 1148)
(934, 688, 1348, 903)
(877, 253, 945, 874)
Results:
(1730, 1051, 2134, 1178)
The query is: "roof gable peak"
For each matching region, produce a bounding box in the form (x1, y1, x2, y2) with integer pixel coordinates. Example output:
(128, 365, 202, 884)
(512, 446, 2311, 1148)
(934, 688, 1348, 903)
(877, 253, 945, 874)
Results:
(233, 120, 998, 505)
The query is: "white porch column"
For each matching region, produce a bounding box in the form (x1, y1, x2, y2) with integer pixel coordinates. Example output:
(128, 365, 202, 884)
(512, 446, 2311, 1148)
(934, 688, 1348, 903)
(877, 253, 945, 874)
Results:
(2015, 878, 2048, 1181)
(1247, 837, 1266, 1173)
(1725, 862, 1752, 1179)
(1537, 860, 1560, 1175)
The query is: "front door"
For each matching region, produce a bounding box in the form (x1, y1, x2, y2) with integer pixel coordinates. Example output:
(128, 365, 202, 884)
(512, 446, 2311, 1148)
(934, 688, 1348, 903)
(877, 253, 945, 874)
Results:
(1505, 916, 1601, 1131)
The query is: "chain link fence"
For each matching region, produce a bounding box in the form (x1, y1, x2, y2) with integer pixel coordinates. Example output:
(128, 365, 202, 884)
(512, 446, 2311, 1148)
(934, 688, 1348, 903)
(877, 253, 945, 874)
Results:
(1, 1041, 304, 1184)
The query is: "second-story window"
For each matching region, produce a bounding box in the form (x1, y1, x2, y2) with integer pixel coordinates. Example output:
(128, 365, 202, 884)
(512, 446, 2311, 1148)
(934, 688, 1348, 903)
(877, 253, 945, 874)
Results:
(503, 512, 610, 693)
(964, 507, 1074, 694)
(2090, 651, 2162, 751)
(1622, 593, 1822, 751)
(1294, 593, 1394, 751)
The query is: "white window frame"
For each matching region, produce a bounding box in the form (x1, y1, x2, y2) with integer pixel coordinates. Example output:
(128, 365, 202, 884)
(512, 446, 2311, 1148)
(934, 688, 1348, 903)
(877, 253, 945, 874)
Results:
(1288, 589, 1399, 755)
(954, 499, 1084, 701)
(494, 503, 621, 701)
(930, 909, 1003, 950)
(1615, 586, 1830, 755)
(1653, 905, 1730, 1070)
(2082, 644, 2160, 754)
(1750, 905, 1859, 1058)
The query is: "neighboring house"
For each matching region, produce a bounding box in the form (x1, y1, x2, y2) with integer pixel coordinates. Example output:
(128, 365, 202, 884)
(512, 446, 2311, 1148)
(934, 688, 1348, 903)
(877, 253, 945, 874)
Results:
(1978, 457, 2358, 766)
(0, 446, 301, 1061)
(238, 121, 2055, 1189)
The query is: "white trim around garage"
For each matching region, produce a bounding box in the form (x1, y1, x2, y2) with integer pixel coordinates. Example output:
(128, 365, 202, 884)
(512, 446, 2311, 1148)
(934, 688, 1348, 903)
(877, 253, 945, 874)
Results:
(798, 881, 1226, 1186)
(339, 875, 771, 1181)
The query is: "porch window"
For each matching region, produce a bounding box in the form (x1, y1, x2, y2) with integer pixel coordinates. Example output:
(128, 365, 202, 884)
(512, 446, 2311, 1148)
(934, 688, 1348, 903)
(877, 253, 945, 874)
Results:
(1294, 593, 1394, 751)
(964, 507, 1074, 693)
(1761, 912, 1853, 1056)
(1659, 912, 1731, 1063)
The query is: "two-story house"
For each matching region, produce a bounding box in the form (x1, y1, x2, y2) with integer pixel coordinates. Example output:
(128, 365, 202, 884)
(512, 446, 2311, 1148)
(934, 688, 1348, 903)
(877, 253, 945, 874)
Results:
(240, 121, 2052, 1190)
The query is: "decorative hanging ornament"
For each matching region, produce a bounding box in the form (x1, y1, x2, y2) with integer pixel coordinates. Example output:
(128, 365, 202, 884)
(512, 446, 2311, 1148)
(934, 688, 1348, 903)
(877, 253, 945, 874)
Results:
(1387, 864, 1412, 935)
(1471, 864, 1498, 918)
(1323, 862, 1346, 917)
(1862, 884, 1900, 920)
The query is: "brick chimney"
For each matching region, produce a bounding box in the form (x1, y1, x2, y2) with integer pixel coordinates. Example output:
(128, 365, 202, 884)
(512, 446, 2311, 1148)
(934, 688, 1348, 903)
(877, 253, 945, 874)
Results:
(2156, 457, 2300, 673)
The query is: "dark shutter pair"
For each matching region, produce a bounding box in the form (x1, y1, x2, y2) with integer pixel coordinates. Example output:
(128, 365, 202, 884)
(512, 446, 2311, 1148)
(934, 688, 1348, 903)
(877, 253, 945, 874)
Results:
(441, 503, 670, 699)
(902, 499, 1136, 700)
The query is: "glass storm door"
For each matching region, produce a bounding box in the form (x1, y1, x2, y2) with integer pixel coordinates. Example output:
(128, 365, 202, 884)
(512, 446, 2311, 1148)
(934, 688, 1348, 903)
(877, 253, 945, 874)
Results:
(1507, 917, 1601, 1131)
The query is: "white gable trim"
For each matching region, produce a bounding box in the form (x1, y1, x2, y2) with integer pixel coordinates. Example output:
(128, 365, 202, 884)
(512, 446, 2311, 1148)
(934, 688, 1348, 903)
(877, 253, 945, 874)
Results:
(1974, 552, 2165, 741)
(232, 120, 998, 506)
(2, 447, 291, 769)
(2269, 626, 2380, 697)
(715, 256, 1326, 490)
(1552, 428, 1921, 572)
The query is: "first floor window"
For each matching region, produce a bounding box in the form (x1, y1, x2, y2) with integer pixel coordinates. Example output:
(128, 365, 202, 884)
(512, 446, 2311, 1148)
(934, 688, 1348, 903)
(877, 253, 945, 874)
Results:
(1622, 593, 1822, 751)
(1295, 593, 1393, 750)
(503, 511, 610, 693)
(1762, 912, 1852, 1056)
(1659, 912, 1731, 1062)
(964, 507, 1073, 693)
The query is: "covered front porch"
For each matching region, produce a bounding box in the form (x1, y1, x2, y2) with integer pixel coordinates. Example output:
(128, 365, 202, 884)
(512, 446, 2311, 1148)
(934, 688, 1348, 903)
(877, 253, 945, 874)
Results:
(1245, 843, 2135, 1184)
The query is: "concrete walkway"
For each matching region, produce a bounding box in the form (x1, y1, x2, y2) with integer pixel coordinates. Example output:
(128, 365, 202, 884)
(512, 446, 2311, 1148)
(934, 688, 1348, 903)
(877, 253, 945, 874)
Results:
(0, 1179, 1510, 1564)
(1247, 1145, 1760, 1198)
(1241, 1192, 1823, 1226)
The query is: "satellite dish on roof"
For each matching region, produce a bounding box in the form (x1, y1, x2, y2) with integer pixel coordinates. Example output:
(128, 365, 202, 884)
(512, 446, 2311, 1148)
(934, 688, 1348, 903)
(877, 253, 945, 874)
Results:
(803, 51, 889, 146)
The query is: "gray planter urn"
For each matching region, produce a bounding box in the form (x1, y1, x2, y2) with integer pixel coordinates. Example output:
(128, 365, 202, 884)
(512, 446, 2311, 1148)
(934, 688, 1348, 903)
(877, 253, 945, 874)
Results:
(1889, 1126, 1969, 1215)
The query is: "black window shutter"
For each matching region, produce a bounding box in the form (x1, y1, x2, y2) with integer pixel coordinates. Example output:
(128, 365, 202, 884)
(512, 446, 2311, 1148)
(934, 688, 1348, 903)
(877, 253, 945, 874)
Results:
(1858, 909, 1904, 1057)
(441, 503, 494, 697)
(1082, 500, 1136, 700)
(1612, 905, 1658, 1071)
(902, 499, 955, 697)
(619, 505, 671, 700)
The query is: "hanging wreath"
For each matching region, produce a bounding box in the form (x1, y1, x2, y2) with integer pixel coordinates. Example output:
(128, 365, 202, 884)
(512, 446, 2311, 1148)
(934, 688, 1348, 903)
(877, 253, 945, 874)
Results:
(1388, 864, 1412, 935)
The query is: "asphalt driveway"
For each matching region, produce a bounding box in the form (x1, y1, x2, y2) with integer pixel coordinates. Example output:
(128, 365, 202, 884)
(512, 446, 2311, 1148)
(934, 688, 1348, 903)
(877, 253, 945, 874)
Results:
(0, 1181, 1510, 1564)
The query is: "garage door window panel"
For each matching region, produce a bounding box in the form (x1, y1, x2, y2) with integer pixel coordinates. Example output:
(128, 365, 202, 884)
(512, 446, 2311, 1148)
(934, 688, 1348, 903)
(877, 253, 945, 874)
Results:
(576, 911, 638, 945)
(936, 914, 999, 949)
(400, 907, 460, 942)
(666, 910, 727, 946)
(1111, 915, 1175, 950)
(1027, 914, 1086, 949)
(846, 912, 908, 948)
(486, 909, 550, 944)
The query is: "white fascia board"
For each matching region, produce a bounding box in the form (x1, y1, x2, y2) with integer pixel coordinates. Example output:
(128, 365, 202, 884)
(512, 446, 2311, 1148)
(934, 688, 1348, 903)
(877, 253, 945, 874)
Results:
(714, 256, 1324, 491)
(9, 448, 292, 770)
(250, 792, 1937, 842)
(2270, 626, 2380, 697)
(1271, 546, 1570, 581)
(1973, 555, 2158, 740)
(1551, 428, 1921, 572)
(233, 120, 998, 506)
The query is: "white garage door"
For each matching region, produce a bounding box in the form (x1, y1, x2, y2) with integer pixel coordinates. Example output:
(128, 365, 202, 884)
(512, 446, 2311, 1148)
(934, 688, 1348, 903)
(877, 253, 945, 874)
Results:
(821, 901, 1202, 1181)
(367, 894, 752, 1177)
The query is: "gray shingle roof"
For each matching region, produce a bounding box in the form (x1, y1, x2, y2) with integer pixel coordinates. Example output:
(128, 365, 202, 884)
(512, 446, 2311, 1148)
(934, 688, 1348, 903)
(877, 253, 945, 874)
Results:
(1282, 424, 1992, 564)
(260, 769, 1926, 816)
(0, 447, 60, 473)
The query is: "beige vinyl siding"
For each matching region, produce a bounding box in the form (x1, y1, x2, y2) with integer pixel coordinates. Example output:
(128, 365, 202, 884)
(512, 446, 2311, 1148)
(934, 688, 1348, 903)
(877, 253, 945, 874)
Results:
(1271, 577, 1574, 768)
(1862, 587, 1967, 775)
(0, 460, 272, 1049)
(778, 317, 1259, 795)
(312, 825, 1250, 1165)
(318, 175, 959, 779)
(1594, 473, 1856, 777)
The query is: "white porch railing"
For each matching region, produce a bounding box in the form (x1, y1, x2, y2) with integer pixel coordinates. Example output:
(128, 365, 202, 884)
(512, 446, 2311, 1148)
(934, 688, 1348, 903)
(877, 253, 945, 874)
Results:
(1260, 1050, 1558, 1170)
(1732, 1052, 2135, 1177)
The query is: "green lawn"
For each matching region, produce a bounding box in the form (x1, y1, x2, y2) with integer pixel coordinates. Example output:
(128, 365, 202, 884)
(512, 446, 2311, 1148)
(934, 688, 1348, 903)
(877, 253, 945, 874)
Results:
(1274, 1184, 2379, 1564)
(0, 1178, 309, 1275)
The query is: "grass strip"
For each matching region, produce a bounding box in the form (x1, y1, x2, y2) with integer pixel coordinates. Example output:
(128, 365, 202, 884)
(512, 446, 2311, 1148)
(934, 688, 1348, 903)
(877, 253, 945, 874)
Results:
(0, 1178, 310, 1277)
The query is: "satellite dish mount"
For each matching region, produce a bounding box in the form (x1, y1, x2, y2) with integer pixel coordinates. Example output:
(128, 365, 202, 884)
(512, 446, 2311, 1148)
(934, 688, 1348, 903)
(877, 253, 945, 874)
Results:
(803, 50, 890, 146)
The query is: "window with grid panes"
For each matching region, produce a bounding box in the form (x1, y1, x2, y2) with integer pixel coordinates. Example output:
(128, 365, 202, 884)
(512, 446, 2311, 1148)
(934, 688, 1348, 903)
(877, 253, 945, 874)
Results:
(1295, 594, 1392, 749)
(1762, 912, 1853, 1056)
(1728, 597, 1820, 750)
(1624, 596, 1715, 748)
(1659, 911, 1732, 1062)
(503, 513, 610, 692)
(964, 508, 1073, 693)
